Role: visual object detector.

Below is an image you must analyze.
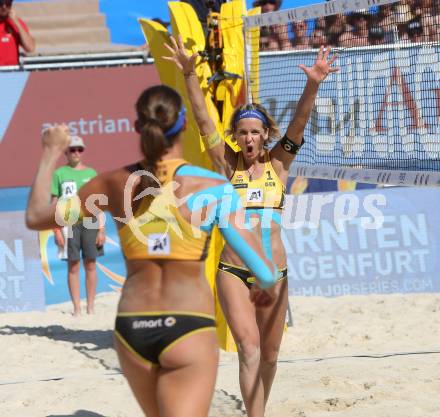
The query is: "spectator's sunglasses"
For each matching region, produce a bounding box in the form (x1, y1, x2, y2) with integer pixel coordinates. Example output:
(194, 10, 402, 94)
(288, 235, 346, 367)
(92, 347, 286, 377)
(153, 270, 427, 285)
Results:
(0, 0, 13, 7)
(69, 147, 84, 154)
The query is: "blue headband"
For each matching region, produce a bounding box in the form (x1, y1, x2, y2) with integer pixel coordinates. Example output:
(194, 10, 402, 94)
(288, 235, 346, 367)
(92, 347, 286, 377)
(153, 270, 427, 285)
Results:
(164, 107, 187, 138)
(234, 109, 268, 126)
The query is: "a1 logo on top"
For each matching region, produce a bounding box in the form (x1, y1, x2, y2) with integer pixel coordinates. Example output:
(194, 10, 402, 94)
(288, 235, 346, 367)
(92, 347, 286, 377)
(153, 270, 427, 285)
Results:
(147, 233, 170, 255)
(246, 188, 263, 204)
(61, 181, 77, 198)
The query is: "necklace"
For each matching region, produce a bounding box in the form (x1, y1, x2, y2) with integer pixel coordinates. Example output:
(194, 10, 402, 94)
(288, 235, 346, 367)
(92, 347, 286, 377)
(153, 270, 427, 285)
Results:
(247, 165, 256, 181)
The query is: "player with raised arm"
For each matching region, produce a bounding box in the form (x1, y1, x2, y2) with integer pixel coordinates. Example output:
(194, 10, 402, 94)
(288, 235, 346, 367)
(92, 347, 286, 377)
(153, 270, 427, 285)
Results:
(165, 35, 338, 417)
(26, 85, 278, 417)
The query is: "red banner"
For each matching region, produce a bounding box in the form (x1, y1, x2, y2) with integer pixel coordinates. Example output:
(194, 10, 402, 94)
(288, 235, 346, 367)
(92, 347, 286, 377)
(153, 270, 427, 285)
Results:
(0, 65, 160, 188)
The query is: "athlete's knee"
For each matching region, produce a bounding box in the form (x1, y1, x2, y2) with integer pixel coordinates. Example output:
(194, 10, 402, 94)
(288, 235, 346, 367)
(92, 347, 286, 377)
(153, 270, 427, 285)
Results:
(260, 345, 280, 367)
(236, 339, 261, 366)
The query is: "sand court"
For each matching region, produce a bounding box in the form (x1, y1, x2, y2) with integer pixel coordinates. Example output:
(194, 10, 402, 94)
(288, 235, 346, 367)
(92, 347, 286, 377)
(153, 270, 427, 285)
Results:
(1, 292, 440, 417)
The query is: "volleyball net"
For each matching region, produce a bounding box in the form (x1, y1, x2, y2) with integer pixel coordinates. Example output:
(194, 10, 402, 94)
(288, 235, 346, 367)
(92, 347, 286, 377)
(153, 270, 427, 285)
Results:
(243, 0, 440, 186)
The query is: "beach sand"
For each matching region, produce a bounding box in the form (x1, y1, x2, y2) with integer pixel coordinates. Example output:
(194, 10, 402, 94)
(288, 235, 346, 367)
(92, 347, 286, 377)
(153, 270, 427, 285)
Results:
(1, 292, 440, 417)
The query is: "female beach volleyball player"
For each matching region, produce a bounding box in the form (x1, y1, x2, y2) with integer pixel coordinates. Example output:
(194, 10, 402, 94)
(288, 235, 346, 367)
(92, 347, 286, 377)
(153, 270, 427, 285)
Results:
(26, 85, 279, 417)
(166, 35, 338, 417)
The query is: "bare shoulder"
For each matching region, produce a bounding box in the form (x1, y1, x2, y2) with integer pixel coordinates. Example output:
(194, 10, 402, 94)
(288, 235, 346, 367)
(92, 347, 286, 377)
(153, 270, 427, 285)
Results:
(173, 165, 229, 199)
(78, 165, 136, 218)
(83, 167, 129, 191)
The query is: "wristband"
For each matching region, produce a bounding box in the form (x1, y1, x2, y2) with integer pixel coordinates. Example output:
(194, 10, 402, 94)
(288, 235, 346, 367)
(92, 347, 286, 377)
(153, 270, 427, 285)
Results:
(280, 135, 305, 155)
(201, 131, 222, 150)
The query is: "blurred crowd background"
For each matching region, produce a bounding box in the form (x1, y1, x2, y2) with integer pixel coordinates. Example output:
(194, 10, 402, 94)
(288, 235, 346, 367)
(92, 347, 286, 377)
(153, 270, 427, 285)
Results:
(2, 0, 438, 67)
(255, 0, 440, 51)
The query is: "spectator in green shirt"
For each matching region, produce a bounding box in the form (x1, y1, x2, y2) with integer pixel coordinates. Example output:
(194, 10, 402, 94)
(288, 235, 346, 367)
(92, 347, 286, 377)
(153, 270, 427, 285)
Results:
(51, 135, 105, 316)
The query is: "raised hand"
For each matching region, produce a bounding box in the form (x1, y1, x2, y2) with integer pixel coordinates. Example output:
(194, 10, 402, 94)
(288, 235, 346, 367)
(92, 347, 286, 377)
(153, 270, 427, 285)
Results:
(41, 124, 71, 153)
(163, 35, 198, 75)
(299, 45, 339, 85)
(8, 8, 18, 23)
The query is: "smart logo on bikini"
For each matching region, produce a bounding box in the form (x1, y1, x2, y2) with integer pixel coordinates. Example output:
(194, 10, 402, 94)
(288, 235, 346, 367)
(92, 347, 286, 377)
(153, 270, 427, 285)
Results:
(164, 316, 177, 327)
(133, 318, 164, 329)
(132, 316, 177, 329)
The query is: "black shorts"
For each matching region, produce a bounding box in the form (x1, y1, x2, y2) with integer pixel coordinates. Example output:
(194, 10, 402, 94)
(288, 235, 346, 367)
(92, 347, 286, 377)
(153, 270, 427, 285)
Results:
(67, 223, 104, 262)
(115, 312, 216, 365)
(218, 261, 287, 290)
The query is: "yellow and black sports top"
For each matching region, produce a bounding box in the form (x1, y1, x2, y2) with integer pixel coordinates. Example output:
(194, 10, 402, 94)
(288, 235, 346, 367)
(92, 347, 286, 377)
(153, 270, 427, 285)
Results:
(118, 159, 207, 261)
(117, 159, 277, 288)
(230, 151, 285, 209)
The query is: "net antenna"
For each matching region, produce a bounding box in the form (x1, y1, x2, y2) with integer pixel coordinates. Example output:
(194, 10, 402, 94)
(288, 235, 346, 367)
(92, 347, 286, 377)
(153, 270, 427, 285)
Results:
(243, 0, 440, 187)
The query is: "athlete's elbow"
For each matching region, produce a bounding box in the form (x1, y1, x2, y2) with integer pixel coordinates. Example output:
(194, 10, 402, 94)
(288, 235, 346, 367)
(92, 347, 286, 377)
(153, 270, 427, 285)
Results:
(25, 210, 44, 230)
(25, 211, 38, 230)
(198, 119, 215, 137)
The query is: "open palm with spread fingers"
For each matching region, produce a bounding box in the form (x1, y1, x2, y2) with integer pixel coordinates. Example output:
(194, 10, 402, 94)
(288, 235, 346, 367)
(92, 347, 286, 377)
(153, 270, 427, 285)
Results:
(163, 35, 198, 75)
(299, 45, 339, 85)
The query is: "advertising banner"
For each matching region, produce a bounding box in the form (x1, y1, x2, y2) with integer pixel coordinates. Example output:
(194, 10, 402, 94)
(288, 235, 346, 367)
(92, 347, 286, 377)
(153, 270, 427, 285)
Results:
(40, 213, 126, 305)
(0, 211, 45, 312)
(0, 65, 160, 188)
(0, 189, 126, 309)
(283, 186, 440, 296)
